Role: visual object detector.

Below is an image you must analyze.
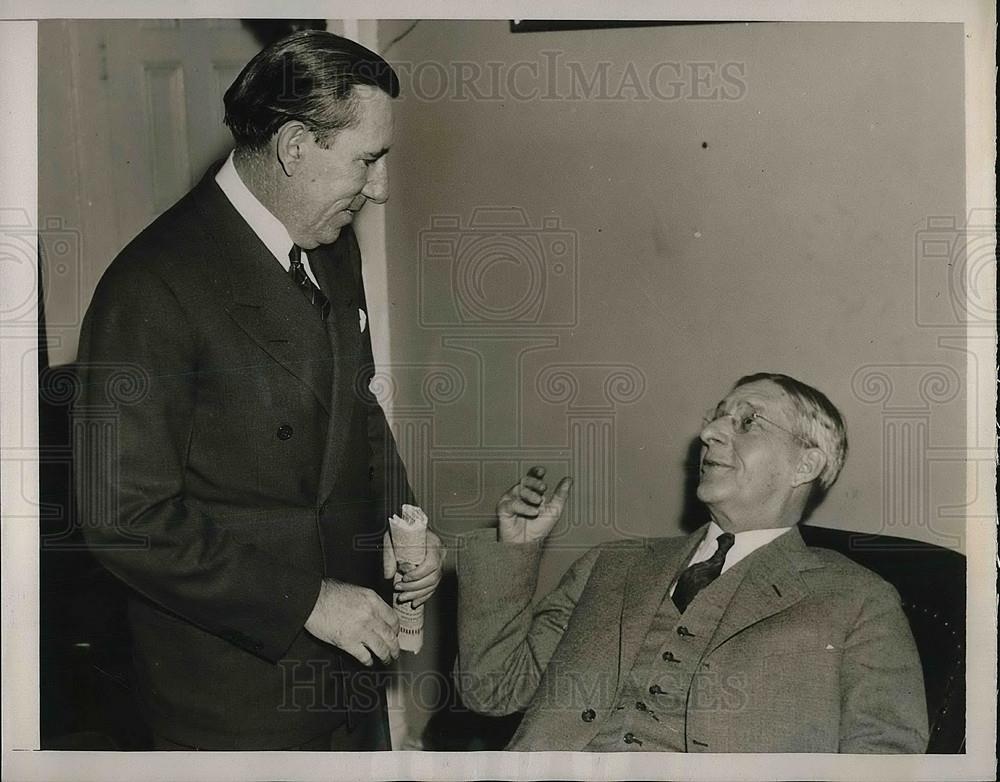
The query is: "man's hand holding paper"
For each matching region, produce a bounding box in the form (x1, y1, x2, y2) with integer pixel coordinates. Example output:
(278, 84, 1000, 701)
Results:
(394, 529, 445, 608)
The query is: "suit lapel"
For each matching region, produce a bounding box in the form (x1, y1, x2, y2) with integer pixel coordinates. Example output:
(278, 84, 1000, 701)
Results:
(618, 528, 706, 685)
(191, 171, 334, 415)
(706, 526, 821, 654)
(311, 229, 363, 505)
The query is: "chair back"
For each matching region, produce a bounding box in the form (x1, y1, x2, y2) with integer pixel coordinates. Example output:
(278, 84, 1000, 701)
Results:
(799, 524, 966, 753)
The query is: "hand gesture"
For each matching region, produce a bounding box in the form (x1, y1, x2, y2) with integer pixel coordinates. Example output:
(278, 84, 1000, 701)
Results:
(304, 578, 399, 666)
(497, 466, 573, 544)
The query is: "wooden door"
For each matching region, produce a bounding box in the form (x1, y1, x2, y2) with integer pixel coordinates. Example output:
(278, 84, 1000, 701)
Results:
(39, 19, 263, 364)
(96, 20, 261, 236)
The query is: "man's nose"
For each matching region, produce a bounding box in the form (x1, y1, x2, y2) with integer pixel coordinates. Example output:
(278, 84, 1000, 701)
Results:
(700, 416, 730, 446)
(362, 160, 389, 204)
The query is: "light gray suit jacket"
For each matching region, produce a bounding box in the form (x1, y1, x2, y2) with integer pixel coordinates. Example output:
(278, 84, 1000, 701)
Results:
(456, 525, 928, 752)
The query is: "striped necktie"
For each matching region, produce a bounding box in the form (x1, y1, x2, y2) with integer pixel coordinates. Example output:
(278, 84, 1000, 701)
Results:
(288, 244, 331, 321)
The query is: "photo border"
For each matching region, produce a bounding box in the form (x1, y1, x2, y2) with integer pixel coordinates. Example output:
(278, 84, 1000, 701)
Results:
(2, 2, 995, 780)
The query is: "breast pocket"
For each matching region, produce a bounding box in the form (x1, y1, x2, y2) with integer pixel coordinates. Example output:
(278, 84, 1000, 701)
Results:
(759, 627, 843, 658)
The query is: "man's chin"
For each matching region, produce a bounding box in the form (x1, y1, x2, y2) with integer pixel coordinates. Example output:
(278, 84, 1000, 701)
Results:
(322, 226, 344, 244)
(300, 227, 343, 249)
(696, 481, 727, 505)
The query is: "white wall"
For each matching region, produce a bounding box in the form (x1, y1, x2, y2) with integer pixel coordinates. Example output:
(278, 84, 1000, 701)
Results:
(380, 19, 968, 582)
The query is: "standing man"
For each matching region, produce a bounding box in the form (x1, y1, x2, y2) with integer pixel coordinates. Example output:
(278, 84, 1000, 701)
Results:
(456, 373, 928, 752)
(74, 31, 442, 751)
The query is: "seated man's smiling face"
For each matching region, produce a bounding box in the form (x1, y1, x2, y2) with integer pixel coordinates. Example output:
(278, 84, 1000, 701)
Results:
(697, 379, 811, 530)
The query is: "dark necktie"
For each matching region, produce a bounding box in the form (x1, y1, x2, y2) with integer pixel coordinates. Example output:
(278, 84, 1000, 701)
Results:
(671, 532, 736, 613)
(288, 244, 332, 321)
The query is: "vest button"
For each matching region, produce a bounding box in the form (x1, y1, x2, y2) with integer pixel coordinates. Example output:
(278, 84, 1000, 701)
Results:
(677, 625, 694, 637)
(276, 424, 294, 440)
(648, 684, 664, 695)
(662, 650, 678, 662)
(581, 708, 596, 722)
(635, 700, 647, 711)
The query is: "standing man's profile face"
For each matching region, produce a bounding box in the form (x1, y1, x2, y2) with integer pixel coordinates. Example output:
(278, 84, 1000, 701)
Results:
(276, 84, 394, 249)
(697, 379, 816, 530)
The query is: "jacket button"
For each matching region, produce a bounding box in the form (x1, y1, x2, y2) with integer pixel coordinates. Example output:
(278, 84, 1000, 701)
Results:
(581, 708, 596, 722)
(623, 732, 642, 746)
(368, 465, 376, 480)
(276, 424, 293, 440)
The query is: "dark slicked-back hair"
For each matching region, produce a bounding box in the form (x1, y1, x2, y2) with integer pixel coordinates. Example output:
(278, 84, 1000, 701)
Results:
(734, 372, 848, 497)
(223, 30, 399, 152)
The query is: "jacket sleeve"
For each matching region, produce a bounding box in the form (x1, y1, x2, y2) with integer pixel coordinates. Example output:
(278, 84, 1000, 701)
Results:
(838, 579, 930, 753)
(454, 529, 600, 716)
(73, 263, 322, 663)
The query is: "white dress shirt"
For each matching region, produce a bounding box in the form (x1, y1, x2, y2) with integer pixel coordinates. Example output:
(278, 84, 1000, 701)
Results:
(669, 521, 792, 596)
(214, 151, 321, 288)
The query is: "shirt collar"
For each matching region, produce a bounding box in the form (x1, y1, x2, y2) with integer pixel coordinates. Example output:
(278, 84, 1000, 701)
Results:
(215, 151, 295, 269)
(700, 520, 793, 574)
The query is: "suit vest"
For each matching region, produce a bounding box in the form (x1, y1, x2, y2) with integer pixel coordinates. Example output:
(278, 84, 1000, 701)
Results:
(586, 553, 755, 751)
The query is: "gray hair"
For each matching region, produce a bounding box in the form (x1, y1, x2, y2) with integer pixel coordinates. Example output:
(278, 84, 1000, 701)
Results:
(735, 372, 847, 494)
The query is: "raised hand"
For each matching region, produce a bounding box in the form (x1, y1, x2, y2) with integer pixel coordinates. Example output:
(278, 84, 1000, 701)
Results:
(304, 578, 400, 666)
(497, 466, 573, 544)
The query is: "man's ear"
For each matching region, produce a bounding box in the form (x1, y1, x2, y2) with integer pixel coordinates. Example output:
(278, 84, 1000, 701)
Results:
(274, 120, 311, 177)
(791, 447, 826, 488)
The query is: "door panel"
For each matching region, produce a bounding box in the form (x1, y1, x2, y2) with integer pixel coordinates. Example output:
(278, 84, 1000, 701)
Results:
(39, 19, 265, 364)
(98, 20, 263, 241)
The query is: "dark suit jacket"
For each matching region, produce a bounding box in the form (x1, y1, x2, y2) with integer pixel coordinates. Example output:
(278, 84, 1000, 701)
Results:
(73, 165, 412, 749)
(456, 525, 929, 752)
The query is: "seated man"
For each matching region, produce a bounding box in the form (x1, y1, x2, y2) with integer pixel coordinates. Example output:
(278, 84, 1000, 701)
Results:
(455, 372, 928, 753)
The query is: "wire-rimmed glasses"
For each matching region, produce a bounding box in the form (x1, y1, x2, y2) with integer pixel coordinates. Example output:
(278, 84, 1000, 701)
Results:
(701, 400, 814, 447)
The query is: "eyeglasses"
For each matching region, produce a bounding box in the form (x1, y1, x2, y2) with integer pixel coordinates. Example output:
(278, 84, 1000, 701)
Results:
(702, 400, 814, 447)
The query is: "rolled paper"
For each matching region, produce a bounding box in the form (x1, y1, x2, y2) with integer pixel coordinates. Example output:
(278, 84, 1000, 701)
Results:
(387, 504, 428, 653)
(382, 529, 396, 580)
